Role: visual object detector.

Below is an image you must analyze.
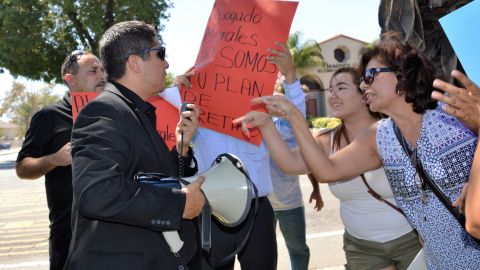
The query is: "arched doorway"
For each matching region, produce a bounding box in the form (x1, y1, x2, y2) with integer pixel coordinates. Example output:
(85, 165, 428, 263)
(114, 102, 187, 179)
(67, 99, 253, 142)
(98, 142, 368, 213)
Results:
(299, 75, 325, 117)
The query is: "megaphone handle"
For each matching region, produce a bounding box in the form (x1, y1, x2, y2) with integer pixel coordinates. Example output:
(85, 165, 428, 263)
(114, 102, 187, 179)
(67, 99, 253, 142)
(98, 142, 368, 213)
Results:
(178, 133, 185, 177)
(178, 102, 192, 178)
(201, 203, 212, 251)
(162, 230, 184, 256)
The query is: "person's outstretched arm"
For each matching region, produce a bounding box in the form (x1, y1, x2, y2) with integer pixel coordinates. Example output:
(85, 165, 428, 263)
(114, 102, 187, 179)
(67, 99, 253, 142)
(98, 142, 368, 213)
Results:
(235, 110, 309, 174)
(235, 95, 382, 183)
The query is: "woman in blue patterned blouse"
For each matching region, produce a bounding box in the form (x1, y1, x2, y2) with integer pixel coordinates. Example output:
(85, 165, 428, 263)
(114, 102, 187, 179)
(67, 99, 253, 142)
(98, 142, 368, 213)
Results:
(235, 32, 480, 269)
(432, 70, 480, 241)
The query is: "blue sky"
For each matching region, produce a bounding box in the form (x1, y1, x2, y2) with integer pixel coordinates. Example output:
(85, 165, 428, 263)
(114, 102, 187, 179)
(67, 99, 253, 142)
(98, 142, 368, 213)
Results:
(0, 0, 381, 102)
(439, 0, 480, 84)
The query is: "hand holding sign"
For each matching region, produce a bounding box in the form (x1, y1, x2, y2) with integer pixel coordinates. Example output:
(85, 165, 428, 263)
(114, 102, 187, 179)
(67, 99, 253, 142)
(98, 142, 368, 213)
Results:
(267, 42, 296, 84)
(181, 0, 298, 145)
(175, 67, 195, 89)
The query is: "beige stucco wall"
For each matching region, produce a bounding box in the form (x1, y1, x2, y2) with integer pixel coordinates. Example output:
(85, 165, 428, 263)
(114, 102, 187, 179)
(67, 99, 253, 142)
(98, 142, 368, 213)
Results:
(0, 122, 17, 140)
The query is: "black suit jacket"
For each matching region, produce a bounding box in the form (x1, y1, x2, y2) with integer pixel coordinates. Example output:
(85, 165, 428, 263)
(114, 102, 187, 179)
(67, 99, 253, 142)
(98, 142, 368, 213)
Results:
(65, 83, 198, 270)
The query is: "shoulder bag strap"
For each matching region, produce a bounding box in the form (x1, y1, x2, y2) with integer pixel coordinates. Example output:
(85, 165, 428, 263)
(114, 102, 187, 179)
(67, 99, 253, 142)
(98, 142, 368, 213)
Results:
(359, 174, 406, 216)
(391, 121, 466, 228)
(341, 128, 406, 217)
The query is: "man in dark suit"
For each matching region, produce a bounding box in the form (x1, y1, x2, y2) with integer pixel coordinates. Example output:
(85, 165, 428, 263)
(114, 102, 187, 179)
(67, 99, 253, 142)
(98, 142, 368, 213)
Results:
(64, 21, 205, 270)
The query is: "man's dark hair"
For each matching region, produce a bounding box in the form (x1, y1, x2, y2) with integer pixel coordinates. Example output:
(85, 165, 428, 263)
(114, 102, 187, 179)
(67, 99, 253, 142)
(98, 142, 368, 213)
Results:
(359, 32, 437, 113)
(61, 51, 92, 81)
(99, 21, 157, 81)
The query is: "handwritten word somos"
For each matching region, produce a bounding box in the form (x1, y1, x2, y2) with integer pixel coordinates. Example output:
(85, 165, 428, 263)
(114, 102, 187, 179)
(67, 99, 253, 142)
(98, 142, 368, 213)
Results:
(216, 46, 276, 73)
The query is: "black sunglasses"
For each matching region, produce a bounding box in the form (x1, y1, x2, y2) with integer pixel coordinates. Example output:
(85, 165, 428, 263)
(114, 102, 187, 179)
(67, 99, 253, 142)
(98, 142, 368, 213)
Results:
(361, 67, 395, 85)
(121, 46, 166, 61)
(64, 50, 85, 73)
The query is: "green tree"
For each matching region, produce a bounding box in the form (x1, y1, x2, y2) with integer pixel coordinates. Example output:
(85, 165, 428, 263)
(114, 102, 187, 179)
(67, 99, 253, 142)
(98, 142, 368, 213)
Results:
(165, 72, 175, 88)
(288, 31, 326, 76)
(0, 0, 173, 83)
(275, 31, 325, 94)
(0, 81, 59, 137)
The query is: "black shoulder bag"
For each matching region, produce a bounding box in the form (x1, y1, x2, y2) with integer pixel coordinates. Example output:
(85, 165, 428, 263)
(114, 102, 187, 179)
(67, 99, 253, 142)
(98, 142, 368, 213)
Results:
(392, 121, 480, 243)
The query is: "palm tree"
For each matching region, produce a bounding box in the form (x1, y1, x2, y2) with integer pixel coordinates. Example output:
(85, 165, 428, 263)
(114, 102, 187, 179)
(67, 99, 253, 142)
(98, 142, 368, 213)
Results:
(275, 31, 325, 94)
(287, 31, 325, 77)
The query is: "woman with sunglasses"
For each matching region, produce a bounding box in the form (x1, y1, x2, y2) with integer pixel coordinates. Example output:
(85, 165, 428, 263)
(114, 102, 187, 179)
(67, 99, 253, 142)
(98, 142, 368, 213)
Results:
(310, 67, 420, 270)
(235, 32, 480, 269)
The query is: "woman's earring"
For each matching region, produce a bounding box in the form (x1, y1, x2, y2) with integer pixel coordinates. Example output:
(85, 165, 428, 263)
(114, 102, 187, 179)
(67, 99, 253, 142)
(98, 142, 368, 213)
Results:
(396, 89, 402, 96)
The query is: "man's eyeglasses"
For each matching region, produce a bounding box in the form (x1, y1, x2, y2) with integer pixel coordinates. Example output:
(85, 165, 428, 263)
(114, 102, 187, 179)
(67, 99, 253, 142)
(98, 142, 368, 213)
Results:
(361, 67, 395, 85)
(121, 46, 166, 61)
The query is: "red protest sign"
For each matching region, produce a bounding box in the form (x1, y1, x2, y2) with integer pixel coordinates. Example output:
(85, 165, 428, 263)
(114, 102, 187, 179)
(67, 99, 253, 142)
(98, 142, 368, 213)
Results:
(71, 92, 179, 149)
(147, 95, 179, 150)
(181, 0, 298, 145)
(71, 92, 98, 122)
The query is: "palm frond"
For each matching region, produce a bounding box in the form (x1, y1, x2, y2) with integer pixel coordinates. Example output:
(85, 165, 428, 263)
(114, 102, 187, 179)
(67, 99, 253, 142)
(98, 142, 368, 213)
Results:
(286, 31, 326, 79)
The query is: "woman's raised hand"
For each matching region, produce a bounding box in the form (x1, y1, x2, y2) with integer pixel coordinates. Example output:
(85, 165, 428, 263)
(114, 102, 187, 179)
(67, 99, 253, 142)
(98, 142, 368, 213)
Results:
(432, 70, 480, 132)
(233, 111, 272, 138)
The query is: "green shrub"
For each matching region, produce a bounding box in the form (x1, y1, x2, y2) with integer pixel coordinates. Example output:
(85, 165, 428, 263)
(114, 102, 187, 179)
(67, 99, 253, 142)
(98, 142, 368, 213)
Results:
(308, 116, 341, 129)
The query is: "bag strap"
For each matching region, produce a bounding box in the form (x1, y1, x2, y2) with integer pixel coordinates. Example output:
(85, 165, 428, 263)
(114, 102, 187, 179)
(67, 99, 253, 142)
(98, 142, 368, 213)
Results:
(359, 174, 406, 216)
(391, 121, 466, 228)
(342, 128, 406, 217)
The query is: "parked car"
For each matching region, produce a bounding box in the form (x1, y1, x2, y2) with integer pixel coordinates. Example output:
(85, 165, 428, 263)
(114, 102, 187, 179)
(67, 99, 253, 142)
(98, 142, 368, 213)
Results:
(0, 143, 11, 150)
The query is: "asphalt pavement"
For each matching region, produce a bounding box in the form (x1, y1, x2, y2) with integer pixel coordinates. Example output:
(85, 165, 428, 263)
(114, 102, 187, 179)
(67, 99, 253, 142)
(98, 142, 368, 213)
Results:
(0, 148, 346, 269)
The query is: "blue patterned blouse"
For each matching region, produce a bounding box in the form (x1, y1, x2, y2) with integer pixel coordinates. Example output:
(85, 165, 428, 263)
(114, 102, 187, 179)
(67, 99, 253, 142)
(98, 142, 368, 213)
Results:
(377, 107, 480, 269)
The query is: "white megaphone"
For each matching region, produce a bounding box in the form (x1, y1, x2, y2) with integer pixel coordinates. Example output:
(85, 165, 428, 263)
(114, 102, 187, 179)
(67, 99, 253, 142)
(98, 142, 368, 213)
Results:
(180, 153, 256, 227)
(135, 154, 257, 255)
